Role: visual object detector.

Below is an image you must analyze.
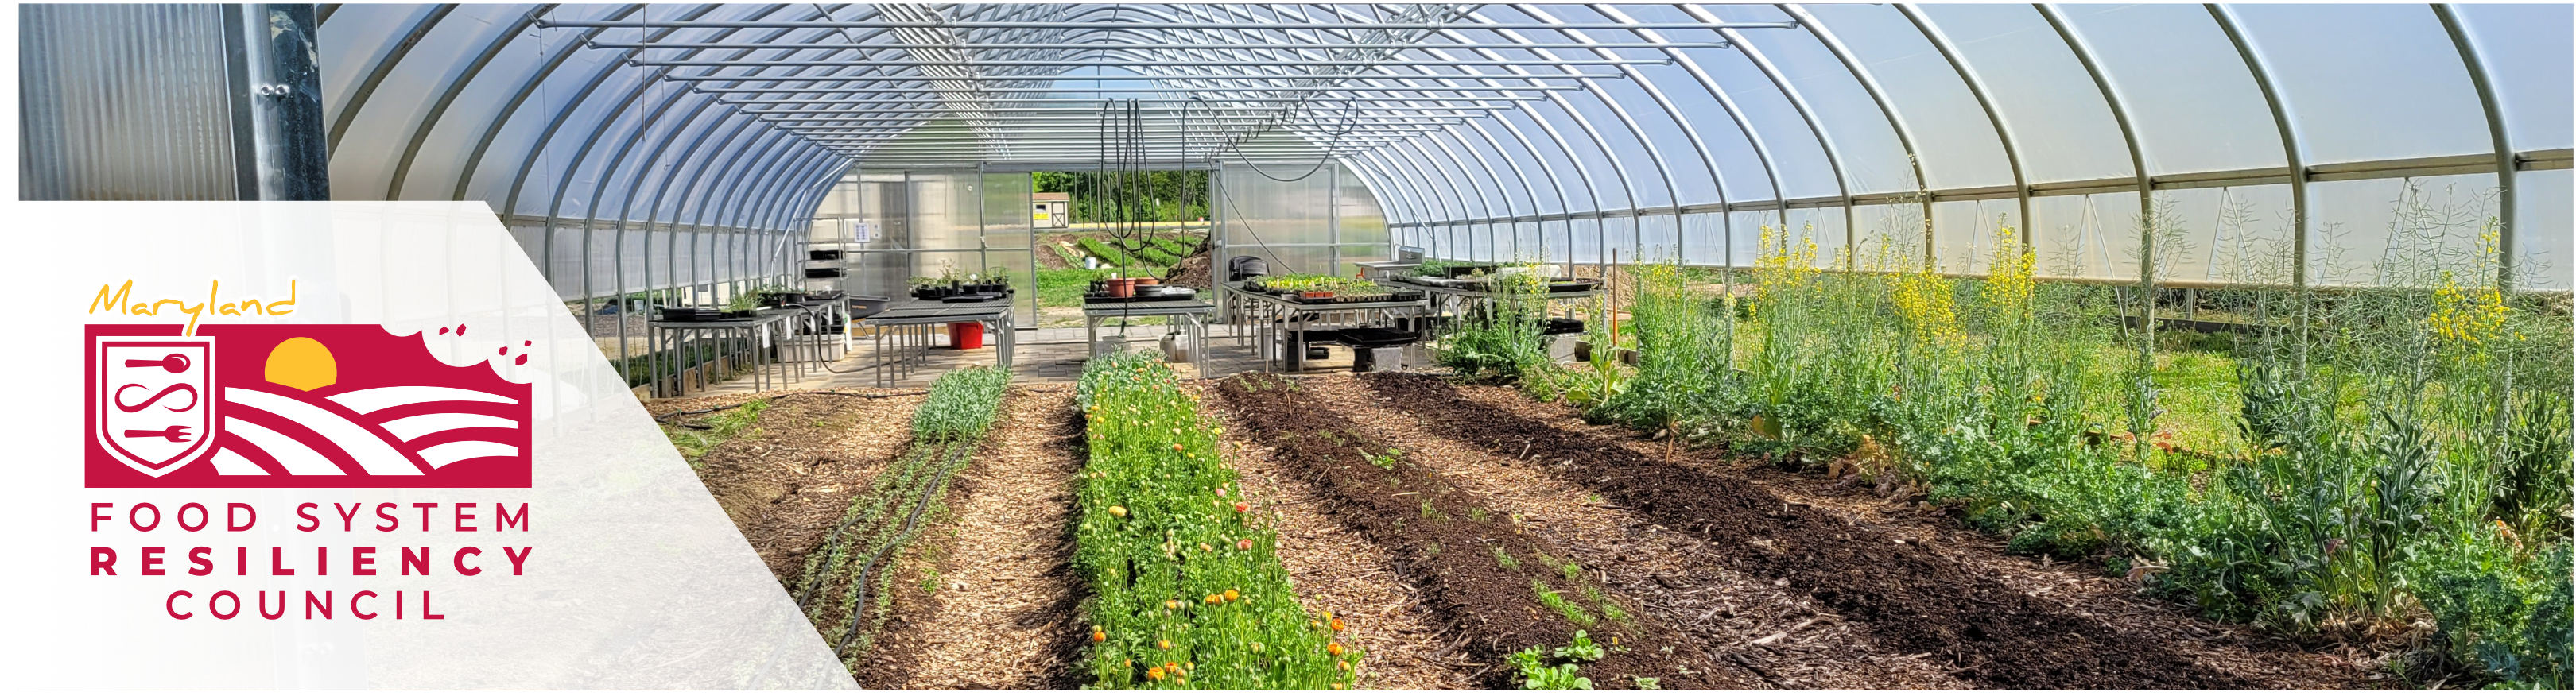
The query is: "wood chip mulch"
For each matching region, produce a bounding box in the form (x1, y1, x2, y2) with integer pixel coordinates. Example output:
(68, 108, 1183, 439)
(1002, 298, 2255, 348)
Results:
(1209, 397, 1477, 690)
(883, 386, 1089, 689)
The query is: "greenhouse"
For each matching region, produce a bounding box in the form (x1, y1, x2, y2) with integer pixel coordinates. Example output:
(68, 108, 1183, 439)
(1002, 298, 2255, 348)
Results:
(17, 2, 2574, 690)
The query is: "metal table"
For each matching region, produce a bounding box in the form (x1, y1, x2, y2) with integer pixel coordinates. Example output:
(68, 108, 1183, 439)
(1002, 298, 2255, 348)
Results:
(1224, 283, 1430, 372)
(861, 299, 1017, 387)
(1383, 279, 1600, 342)
(1081, 298, 1218, 377)
(644, 308, 803, 398)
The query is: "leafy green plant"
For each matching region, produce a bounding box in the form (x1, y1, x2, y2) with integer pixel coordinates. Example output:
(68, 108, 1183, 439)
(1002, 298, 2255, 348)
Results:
(1507, 630, 1606, 690)
(1073, 351, 1356, 689)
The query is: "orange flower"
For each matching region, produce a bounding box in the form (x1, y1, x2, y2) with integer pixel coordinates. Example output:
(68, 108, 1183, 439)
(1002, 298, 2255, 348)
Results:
(1157, 639, 1172, 650)
(1145, 667, 1166, 682)
(1329, 617, 1344, 632)
(1205, 594, 1222, 605)
(1222, 589, 1240, 601)
(1092, 630, 1107, 643)
(1326, 642, 1344, 656)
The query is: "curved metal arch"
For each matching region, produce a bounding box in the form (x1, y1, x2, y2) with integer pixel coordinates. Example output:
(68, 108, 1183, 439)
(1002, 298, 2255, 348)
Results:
(386, 4, 558, 199)
(741, 151, 840, 285)
(712, 143, 824, 296)
(464, 3, 650, 206)
(1418, 126, 1527, 257)
(1467, 16, 1665, 265)
(1666, 6, 1849, 264)
(1557, 5, 1747, 265)
(650, 102, 768, 300)
(1896, 5, 2032, 257)
(1042, 2, 1569, 246)
(1375, 141, 1470, 256)
(2035, 3, 2155, 295)
(327, 4, 455, 153)
(2432, 4, 2518, 292)
(1776, 4, 1934, 271)
(1259, 5, 1604, 234)
(2205, 5, 2309, 291)
(1386, 131, 1492, 250)
(1402, 136, 1502, 260)
(694, 128, 805, 290)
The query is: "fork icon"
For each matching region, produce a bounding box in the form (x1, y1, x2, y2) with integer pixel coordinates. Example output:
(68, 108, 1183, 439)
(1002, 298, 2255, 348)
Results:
(123, 426, 194, 443)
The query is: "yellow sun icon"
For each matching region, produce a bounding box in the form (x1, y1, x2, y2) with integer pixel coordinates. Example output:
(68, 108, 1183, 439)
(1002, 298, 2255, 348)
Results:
(264, 337, 338, 391)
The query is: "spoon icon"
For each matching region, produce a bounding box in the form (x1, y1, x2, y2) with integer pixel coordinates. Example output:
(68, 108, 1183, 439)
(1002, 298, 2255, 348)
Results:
(123, 354, 191, 373)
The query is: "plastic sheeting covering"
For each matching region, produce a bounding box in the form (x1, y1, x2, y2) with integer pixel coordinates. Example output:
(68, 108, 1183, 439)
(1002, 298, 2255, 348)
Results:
(309, 3, 2573, 294)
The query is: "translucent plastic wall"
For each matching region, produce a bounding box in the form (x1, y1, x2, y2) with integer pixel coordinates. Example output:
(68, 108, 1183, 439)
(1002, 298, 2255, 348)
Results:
(819, 168, 1041, 319)
(1217, 162, 1389, 278)
(20, 5, 242, 200)
(319, 3, 851, 301)
(285, 2, 2576, 299)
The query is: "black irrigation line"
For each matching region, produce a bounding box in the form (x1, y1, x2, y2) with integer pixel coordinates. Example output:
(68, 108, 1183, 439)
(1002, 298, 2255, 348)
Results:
(822, 439, 980, 659)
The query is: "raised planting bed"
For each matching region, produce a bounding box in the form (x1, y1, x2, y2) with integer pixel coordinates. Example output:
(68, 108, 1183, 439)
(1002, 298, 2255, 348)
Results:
(1358, 373, 2359, 690)
(1072, 351, 1356, 689)
(790, 366, 1013, 679)
(1214, 373, 1744, 690)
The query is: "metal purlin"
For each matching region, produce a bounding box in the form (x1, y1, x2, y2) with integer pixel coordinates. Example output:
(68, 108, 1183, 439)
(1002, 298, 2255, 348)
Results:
(1897, 5, 2031, 261)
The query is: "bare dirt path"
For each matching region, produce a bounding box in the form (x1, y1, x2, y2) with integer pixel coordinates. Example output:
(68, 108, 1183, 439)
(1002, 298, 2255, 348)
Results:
(879, 387, 1088, 689)
(1207, 392, 1477, 690)
(1298, 375, 1966, 689)
(1363, 373, 2373, 690)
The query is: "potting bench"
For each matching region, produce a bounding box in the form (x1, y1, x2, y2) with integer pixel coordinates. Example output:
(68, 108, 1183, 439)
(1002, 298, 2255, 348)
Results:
(1224, 283, 1430, 373)
(644, 308, 807, 398)
(861, 299, 1018, 387)
(1382, 278, 1600, 342)
(1080, 298, 1217, 377)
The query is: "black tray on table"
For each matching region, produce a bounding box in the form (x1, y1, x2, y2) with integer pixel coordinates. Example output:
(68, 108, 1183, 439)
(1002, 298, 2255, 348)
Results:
(1276, 290, 1423, 304)
(1084, 289, 1197, 304)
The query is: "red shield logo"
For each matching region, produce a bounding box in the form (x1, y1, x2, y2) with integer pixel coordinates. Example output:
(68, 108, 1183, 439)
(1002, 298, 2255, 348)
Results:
(85, 323, 533, 488)
(94, 337, 218, 478)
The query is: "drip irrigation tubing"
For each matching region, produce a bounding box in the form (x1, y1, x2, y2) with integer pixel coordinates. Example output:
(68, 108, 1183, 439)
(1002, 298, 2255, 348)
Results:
(827, 439, 981, 659)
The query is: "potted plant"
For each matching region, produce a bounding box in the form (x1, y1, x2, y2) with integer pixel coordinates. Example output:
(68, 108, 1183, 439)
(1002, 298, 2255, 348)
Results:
(722, 293, 760, 319)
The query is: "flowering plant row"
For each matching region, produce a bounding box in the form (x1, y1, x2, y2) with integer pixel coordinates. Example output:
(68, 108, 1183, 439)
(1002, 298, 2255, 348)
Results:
(1072, 351, 1357, 689)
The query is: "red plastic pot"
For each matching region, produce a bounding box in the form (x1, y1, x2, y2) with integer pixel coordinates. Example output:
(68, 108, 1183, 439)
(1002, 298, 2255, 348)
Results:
(950, 322, 984, 349)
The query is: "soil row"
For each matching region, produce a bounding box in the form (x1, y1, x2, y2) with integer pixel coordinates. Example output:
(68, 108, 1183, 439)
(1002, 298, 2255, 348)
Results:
(1362, 373, 2326, 690)
(1214, 373, 1750, 690)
